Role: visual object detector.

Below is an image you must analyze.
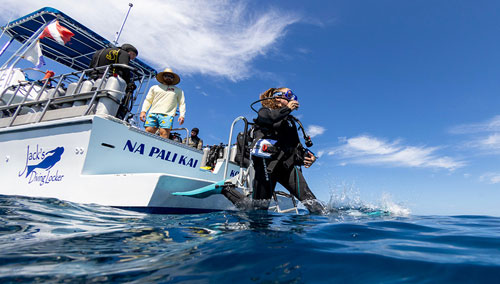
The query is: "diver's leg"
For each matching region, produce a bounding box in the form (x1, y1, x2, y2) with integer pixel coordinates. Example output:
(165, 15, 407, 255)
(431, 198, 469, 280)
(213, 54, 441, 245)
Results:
(278, 166, 316, 200)
(278, 166, 325, 214)
(219, 157, 276, 211)
(251, 157, 276, 210)
(221, 187, 247, 209)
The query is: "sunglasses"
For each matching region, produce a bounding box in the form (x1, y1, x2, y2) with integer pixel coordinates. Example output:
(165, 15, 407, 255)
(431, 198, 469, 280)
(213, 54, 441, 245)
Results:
(163, 73, 175, 78)
(273, 90, 298, 101)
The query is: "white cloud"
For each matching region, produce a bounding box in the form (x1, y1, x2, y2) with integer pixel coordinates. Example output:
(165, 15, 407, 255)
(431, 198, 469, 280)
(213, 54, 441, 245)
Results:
(296, 47, 311, 54)
(478, 133, 500, 149)
(307, 125, 326, 138)
(0, 0, 299, 81)
(450, 115, 500, 134)
(327, 135, 464, 170)
(344, 136, 400, 155)
(450, 115, 500, 153)
(480, 173, 500, 184)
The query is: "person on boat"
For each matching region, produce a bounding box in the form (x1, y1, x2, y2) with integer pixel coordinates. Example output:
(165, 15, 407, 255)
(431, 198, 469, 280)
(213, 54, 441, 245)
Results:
(139, 68, 186, 139)
(222, 87, 325, 214)
(183, 128, 203, 150)
(88, 43, 138, 91)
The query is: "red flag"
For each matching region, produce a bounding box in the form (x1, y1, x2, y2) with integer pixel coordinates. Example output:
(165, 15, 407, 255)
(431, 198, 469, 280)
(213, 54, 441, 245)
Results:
(39, 20, 74, 45)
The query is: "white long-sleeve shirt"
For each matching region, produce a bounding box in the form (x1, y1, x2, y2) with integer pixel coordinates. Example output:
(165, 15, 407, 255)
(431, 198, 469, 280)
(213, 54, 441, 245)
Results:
(141, 84, 186, 117)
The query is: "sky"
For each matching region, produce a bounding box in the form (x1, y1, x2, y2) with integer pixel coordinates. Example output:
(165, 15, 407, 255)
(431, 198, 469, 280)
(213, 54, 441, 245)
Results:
(1, 0, 500, 216)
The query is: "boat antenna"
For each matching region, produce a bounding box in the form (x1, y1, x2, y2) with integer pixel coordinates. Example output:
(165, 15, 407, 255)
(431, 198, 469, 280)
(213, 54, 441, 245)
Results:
(0, 15, 13, 41)
(113, 3, 133, 46)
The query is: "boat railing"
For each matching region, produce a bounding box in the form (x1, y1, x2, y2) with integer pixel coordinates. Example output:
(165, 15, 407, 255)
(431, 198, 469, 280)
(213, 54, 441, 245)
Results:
(171, 127, 190, 145)
(0, 64, 146, 129)
(223, 116, 247, 180)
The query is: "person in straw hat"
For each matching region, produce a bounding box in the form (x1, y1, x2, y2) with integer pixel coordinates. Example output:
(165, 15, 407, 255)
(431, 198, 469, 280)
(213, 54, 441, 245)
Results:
(140, 68, 186, 139)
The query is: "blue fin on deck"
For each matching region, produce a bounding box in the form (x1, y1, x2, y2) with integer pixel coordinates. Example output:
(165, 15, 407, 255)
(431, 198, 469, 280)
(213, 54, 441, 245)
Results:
(172, 180, 225, 198)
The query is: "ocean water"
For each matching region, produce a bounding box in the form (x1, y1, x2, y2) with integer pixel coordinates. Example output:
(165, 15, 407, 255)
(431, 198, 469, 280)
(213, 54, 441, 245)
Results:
(1, 195, 500, 283)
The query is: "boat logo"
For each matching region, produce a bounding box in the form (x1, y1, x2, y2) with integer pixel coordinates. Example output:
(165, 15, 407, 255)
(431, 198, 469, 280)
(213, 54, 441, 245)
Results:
(18, 145, 65, 186)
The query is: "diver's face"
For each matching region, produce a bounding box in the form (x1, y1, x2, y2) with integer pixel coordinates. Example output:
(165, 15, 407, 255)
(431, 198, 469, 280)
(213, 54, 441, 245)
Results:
(276, 97, 288, 107)
(275, 88, 291, 107)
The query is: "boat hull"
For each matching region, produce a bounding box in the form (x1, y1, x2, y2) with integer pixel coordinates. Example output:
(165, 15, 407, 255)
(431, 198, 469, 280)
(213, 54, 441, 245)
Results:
(0, 115, 241, 213)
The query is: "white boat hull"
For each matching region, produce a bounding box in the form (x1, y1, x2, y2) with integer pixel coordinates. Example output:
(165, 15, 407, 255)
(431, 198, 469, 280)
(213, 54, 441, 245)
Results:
(0, 115, 241, 213)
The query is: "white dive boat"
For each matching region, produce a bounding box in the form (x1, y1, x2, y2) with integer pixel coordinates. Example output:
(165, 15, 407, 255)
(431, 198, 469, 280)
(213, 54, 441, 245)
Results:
(0, 7, 297, 214)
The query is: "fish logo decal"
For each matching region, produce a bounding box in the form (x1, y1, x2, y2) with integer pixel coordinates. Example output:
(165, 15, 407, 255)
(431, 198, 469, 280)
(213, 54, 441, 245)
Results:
(24, 147, 64, 177)
(19, 145, 65, 186)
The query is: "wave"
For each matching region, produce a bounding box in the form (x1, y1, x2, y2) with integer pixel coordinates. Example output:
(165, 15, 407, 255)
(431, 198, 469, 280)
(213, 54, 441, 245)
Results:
(1, 194, 500, 283)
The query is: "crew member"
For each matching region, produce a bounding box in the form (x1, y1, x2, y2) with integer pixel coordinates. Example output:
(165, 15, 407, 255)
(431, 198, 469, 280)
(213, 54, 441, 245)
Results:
(183, 128, 203, 150)
(140, 68, 186, 139)
(89, 43, 138, 88)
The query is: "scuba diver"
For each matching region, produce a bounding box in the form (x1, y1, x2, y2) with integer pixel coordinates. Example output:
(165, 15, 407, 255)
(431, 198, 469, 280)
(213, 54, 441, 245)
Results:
(173, 87, 325, 214)
(236, 87, 325, 213)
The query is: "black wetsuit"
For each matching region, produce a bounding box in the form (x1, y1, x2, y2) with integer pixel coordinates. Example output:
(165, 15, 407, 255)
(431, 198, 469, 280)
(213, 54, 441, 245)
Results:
(89, 47, 133, 84)
(223, 106, 324, 214)
(252, 107, 318, 199)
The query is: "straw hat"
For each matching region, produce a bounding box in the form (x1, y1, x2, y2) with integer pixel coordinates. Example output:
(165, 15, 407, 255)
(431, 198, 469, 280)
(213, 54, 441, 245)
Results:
(156, 68, 180, 85)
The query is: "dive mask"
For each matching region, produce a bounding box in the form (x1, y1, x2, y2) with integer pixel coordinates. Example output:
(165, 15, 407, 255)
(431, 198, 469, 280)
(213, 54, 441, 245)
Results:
(273, 90, 298, 101)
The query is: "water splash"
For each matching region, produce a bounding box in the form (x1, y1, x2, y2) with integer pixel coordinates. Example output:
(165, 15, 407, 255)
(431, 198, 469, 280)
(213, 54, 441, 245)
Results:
(377, 192, 411, 216)
(324, 182, 410, 217)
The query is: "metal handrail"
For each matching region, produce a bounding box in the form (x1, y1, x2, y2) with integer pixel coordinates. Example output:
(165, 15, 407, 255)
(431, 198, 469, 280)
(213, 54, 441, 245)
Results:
(223, 116, 248, 181)
(8, 81, 38, 127)
(84, 65, 110, 116)
(36, 72, 66, 123)
(0, 63, 136, 127)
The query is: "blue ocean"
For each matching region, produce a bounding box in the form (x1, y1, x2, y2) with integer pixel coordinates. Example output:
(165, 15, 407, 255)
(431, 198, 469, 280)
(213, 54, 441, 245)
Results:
(1, 194, 500, 283)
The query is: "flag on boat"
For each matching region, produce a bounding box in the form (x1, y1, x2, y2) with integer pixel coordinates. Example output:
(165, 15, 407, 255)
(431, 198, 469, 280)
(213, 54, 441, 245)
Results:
(22, 40, 45, 68)
(39, 20, 74, 45)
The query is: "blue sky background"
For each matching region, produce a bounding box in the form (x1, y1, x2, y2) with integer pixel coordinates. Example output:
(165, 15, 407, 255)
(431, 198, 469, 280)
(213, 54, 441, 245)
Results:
(2, 0, 500, 216)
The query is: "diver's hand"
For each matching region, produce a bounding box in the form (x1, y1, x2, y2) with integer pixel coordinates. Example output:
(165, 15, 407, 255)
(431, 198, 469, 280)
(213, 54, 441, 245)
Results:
(140, 111, 146, 122)
(178, 116, 185, 125)
(304, 152, 316, 168)
(287, 100, 299, 111)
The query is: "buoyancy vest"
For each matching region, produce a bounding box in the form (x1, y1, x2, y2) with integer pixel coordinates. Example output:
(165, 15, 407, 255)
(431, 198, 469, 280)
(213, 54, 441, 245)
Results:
(251, 107, 305, 171)
(89, 47, 132, 83)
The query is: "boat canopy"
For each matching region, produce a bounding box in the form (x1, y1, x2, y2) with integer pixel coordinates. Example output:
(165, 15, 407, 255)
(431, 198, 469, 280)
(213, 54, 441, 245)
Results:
(1, 7, 156, 80)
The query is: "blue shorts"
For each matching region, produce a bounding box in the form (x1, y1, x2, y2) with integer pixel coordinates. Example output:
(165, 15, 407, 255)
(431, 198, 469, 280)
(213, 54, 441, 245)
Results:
(144, 113, 174, 129)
